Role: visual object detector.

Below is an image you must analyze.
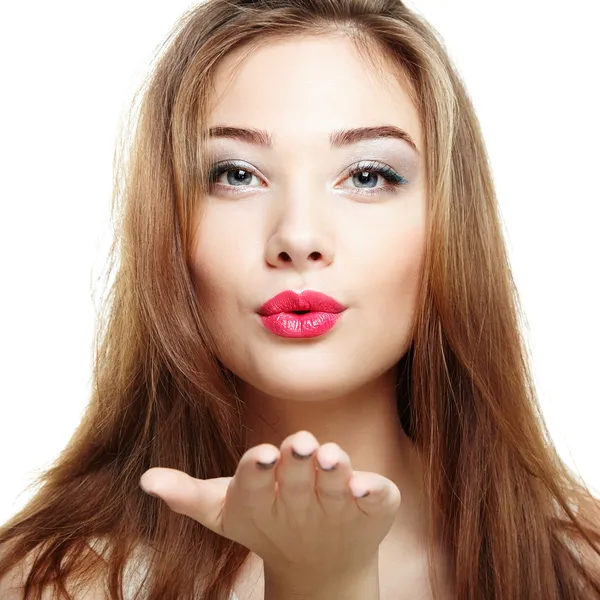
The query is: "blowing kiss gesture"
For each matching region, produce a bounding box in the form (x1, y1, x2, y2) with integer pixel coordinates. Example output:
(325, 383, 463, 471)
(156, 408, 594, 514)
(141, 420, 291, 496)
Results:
(139, 430, 402, 599)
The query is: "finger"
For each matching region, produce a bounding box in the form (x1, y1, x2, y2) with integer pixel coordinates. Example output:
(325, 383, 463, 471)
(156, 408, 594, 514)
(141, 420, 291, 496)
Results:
(229, 443, 280, 508)
(139, 467, 231, 536)
(315, 443, 354, 513)
(348, 471, 402, 516)
(276, 430, 320, 509)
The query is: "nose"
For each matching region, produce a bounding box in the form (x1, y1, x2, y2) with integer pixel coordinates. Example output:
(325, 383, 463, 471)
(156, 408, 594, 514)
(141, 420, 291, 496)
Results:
(264, 186, 334, 272)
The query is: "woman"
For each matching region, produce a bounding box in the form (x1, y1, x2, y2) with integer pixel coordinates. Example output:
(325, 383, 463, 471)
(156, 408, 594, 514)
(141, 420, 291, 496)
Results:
(1, 0, 599, 598)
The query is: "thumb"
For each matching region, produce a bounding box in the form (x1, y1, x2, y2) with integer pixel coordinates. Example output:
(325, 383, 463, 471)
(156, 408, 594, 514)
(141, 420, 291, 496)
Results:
(139, 467, 231, 536)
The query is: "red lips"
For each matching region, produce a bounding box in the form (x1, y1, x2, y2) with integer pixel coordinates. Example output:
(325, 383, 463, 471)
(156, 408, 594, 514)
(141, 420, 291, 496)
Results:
(257, 290, 345, 316)
(257, 290, 346, 338)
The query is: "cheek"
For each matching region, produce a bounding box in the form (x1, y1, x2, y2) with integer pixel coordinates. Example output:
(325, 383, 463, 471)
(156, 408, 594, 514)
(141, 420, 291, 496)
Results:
(189, 233, 242, 364)
(390, 226, 426, 299)
(353, 225, 425, 369)
(192, 207, 246, 291)
(189, 207, 260, 346)
(190, 212, 236, 320)
(350, 210, 426, 310)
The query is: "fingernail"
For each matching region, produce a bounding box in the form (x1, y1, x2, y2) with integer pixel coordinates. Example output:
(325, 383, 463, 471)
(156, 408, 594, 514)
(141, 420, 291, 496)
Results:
(139, 478, 159, 498)
(292, 448, 314, 460)
(352, 489, 370, 498)
(141, 486, 159, 498)
(256, 458, 277, 469)
(317, 461, 338, 471)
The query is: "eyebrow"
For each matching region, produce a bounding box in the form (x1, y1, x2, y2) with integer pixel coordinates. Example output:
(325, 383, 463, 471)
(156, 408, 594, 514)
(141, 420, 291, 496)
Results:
(208, 125, 420, 155)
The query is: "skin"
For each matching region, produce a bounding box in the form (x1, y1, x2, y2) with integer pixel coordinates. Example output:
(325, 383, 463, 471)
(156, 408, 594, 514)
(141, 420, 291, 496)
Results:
(141, 34, 453, 599)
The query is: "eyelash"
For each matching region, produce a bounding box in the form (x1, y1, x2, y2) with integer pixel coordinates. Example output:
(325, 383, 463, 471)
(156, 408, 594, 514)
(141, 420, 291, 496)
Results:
(207, 160, 409, 197)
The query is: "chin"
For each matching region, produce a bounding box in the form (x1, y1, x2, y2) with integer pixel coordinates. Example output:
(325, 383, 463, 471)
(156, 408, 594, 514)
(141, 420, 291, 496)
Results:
(246, 377, 356, 403)
(218, 331, 405, 402)
(230, 357, 364, 402)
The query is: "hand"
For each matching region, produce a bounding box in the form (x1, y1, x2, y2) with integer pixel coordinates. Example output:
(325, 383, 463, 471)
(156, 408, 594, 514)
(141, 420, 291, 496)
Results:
(139, 430, 401, 591)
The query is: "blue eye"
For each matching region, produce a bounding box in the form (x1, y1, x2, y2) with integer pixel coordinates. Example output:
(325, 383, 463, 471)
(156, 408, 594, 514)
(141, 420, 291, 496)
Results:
(341, 160, 409, 195)
(208, 161, 260, 188)
(207, 159, 408, 196)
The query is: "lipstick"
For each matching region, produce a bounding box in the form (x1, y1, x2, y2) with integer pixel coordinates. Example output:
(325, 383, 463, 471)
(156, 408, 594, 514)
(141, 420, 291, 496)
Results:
(257, 290, 346, 338)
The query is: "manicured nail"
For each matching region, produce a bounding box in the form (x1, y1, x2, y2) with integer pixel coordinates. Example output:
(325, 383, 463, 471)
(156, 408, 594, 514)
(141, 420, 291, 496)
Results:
(140, 477, 159, 498)
(292, 448, 314, 460)
(256, 458, 277, 469)
(141, 485, 159, 498)
(317, 461, 338, 471)
(352, 489, 370, 498)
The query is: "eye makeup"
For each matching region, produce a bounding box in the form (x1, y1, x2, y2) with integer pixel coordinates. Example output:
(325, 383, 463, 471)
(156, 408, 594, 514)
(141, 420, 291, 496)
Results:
(339, 159, 409, 194)
(206, 158, 410, 198)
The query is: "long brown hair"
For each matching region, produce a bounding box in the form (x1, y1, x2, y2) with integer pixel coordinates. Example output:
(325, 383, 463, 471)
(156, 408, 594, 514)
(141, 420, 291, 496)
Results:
(1, 1, 599, 598)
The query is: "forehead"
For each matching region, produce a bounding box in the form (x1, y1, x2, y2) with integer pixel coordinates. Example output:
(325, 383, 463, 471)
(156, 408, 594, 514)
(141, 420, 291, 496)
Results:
(206, 33, 422, 152)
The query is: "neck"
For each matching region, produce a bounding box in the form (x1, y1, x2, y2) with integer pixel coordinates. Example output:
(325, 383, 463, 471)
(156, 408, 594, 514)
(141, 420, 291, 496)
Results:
(238, 366, 430, 544)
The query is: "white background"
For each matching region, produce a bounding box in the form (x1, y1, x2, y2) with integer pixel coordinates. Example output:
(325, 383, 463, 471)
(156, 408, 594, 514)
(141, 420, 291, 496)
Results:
(0, 1, 598, 525)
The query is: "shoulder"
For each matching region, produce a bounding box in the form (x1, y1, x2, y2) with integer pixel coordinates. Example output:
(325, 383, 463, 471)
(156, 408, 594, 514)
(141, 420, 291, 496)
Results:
(0, 543, 30, 600)
(576, 535, 600, 595)
(572, 495, 600, 589)
(0, 541, 108, 600)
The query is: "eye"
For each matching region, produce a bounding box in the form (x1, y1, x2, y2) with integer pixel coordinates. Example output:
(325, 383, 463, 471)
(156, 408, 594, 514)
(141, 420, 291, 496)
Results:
(208, 160, 263, 191)
(207, 159, 409, 196)
(337, 160, 409, 196)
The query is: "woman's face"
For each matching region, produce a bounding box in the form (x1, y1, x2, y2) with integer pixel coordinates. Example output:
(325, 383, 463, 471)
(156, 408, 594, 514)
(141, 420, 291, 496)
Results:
(190, 33, 427, 402)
